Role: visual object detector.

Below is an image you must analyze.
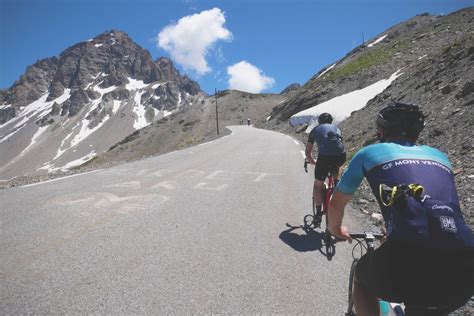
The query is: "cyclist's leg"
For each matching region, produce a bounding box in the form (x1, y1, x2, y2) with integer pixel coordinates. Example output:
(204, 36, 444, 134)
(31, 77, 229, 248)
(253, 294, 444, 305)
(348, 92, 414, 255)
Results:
(333, 152, 347, 182)
(314, 155, 329, 214)
(353, 278, 379, 316)
(353, 251, 381, 316)
(353, 241, 406, 316)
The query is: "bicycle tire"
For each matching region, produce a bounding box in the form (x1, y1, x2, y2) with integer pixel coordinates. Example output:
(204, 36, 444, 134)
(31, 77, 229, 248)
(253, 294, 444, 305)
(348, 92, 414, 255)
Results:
(346, 258, 359, 316)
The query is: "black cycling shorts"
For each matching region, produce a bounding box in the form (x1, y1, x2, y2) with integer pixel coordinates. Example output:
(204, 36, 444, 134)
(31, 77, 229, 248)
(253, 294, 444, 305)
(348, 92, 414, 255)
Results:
(355, 240, 474, 312)
(314, 153, 346, 181)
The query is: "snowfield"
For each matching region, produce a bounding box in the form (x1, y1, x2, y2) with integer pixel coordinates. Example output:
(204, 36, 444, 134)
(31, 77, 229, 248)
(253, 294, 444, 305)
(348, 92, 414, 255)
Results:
(289, 70, 402, 133)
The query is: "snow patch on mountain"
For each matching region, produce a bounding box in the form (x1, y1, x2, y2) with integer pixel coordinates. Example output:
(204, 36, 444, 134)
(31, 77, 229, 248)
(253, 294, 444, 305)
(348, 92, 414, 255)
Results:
(1, 89, 71, 141)
(112, 100, 121, 114)
(19, 125, 48, 156)
(367, 34, 387, 47)
(53, 132, 74, 160)
(60, 151, 97, 170)
(69, 99, 104, 147)
(152, 83, 165, 89)
(126, 78, 148, 90)
(94, 83, 117, 95)
(132, 91, 148, 129)
(317, 63, 337, 79)
(290, 70, 402, 130)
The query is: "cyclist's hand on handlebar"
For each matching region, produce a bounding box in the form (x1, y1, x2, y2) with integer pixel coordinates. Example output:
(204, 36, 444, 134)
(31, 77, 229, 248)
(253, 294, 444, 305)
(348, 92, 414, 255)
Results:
(329, 225, 352, 243)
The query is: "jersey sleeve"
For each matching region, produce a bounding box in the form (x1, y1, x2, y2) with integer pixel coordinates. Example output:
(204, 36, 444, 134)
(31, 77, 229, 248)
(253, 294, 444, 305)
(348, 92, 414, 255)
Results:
(307, 127, 316, 144)
(336, 148, 367, 195)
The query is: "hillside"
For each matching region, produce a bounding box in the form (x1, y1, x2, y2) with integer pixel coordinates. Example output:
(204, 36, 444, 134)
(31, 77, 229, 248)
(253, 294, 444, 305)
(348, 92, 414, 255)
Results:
(86, 90, 285, 167)
(260, 8, 474, 230)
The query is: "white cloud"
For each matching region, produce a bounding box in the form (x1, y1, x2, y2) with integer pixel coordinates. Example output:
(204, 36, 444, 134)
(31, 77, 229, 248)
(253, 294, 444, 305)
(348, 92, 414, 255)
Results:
(157, 8, 232, 75)
(227, 61, 275, 93)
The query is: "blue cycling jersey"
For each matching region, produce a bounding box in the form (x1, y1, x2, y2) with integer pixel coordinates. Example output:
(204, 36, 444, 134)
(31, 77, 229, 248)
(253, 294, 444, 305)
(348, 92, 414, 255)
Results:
(338, 140, 473, 249)
(308, 124, 345, 155)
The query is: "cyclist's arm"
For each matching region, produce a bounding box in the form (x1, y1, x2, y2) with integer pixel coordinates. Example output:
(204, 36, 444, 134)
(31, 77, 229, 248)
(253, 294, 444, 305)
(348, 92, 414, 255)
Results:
(328, 147, 368, 240)
(328, 190, 352, 241)
(305, 141, 317, 165)
(306, 127, 319, 165)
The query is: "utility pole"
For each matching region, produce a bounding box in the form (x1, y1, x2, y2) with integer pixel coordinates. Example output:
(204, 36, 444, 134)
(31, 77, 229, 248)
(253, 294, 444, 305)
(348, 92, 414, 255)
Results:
(215, 88, 219, 135)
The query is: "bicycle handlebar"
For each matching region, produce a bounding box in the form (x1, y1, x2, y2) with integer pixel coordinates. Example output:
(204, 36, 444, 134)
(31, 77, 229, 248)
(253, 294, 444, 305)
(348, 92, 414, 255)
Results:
(349, 232, 385, 240)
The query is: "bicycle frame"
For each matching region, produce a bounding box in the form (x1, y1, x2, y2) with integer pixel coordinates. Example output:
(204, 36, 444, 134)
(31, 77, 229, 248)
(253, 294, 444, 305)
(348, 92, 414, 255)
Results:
(304, 159, 336, 231)
(322, 172, 335, 215)
(304, 159, 337, 258)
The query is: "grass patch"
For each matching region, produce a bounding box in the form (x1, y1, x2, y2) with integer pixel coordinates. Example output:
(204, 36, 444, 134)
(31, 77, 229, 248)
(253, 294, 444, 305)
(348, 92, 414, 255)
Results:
(326, 39, 411, 80)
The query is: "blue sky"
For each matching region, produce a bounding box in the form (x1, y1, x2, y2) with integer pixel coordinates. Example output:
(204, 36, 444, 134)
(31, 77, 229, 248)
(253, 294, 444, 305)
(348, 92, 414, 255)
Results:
(1, 0, 473, 95)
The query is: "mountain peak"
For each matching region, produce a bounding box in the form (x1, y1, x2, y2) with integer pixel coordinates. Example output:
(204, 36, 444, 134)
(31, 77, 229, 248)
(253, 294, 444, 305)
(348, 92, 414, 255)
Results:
(91, 29, 131, 43)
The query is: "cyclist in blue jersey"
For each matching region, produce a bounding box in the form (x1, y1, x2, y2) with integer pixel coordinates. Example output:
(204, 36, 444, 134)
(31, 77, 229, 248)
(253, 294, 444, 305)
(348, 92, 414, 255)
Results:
(328, 102, 474, 316)
(305, 113, 346, 225)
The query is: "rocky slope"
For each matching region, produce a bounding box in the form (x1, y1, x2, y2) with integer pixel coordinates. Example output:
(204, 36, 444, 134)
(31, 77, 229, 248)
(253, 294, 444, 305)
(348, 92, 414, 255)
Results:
(261, 7, 474, 230)
(0, 30, 204, 179)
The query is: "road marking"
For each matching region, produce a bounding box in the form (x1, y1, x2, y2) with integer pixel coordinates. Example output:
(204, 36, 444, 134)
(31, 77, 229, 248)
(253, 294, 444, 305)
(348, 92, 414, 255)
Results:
(152, 181, 177, 190)
(137, 169, 152, 176)
(51, 192, 170, 213)
(245, 172, 284, 182)
(104, 181, 141, 189)
(150, 169, 173, 177)
(206, 170, 238, 180)
(193, 182, 229, 191)
(175, 169, 205, 179)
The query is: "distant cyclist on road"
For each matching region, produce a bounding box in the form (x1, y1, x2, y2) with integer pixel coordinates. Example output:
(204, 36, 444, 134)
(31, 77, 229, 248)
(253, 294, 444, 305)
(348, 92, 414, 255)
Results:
(328, 102, 474, 316)
(305, 113, 346, 225)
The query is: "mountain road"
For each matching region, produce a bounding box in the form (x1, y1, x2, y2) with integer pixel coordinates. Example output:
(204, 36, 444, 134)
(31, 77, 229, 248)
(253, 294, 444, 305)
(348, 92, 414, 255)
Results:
(1, 126, 375, 314)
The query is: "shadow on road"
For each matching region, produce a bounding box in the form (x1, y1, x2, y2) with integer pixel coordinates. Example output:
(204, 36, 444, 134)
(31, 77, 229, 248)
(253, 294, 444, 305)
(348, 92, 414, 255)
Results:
(280, 223, 338, 260)
(279, 223, 325, 252)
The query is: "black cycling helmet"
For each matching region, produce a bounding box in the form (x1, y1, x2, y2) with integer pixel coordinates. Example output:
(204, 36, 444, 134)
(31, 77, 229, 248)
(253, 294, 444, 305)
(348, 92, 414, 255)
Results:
(318, 113, 333, 124)
(376, 102, 425, 141)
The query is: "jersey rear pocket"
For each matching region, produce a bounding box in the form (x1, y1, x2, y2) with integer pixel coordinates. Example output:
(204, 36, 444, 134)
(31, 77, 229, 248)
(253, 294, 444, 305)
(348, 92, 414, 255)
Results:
(390, 197, 473, 249)
(422, 198, 473, 249)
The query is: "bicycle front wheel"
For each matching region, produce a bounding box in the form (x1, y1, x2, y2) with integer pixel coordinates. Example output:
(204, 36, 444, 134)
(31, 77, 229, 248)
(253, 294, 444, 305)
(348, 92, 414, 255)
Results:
(346, 258, 359, 316)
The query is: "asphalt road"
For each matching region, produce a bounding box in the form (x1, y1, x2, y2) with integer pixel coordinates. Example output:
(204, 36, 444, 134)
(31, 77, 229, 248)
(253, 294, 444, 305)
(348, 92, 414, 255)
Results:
(1, 126, 375, 314)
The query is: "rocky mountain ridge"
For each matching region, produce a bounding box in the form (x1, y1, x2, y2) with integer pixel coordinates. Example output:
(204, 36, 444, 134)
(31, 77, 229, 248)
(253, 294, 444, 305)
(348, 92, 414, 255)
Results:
(0, 30, 204, 179)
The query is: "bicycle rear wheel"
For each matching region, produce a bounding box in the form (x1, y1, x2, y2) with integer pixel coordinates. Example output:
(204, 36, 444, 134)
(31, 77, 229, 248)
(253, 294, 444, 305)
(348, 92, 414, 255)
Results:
(346, 258, 359, 316)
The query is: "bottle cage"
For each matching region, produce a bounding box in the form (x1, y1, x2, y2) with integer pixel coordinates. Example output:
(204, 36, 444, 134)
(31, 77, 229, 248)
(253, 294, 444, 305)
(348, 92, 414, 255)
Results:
(379, 183, 424, 207)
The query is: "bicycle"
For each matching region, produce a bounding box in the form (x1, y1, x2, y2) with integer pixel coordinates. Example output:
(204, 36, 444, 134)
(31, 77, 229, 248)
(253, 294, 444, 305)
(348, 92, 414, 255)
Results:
(303, 159, 336, 257)
(345, 232, 452, 316)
